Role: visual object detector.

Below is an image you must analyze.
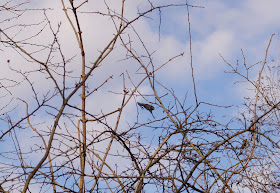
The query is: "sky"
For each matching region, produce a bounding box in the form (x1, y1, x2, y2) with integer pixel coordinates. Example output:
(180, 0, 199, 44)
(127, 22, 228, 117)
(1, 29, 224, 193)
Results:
(1, 0, 279, 107)
(1, 0, 280, 192)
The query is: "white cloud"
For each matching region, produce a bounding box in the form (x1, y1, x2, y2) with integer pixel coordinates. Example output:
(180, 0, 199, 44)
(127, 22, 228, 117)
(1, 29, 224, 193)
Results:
(1, 0, 280, 191)
(194, 30, 234, 78)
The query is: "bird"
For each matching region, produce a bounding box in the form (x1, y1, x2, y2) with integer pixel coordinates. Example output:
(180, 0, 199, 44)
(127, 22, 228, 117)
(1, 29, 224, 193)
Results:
(137, 102, 155, 118)
(240, 139, 247, 149)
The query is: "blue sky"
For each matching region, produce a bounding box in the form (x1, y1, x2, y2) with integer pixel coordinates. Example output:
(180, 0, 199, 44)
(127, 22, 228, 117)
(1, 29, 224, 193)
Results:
(1, 0, 280, 192)
(1, 0, 279, 107)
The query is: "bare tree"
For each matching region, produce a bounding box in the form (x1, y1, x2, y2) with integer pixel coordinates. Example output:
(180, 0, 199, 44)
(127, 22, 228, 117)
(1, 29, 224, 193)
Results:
(1, 0, 280, 193)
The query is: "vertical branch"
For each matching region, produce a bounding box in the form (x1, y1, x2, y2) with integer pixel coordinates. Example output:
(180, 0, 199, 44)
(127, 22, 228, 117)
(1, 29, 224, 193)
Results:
(240, 34, 276, 173)
(62, 0, 87, 191)
(72, 4, 86, 193)
(186, 0, 198, 105)
(253, 34, 275, 130)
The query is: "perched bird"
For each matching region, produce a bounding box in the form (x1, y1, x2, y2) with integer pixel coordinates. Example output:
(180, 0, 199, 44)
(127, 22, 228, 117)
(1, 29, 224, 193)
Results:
(137, 102, 155, 118)
(240, 139, 247, 149)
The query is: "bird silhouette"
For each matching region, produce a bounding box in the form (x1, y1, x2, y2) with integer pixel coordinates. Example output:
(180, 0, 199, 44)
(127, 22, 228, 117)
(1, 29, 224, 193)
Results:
(240, 139, 247, 149)
(137, 102, 155, 118)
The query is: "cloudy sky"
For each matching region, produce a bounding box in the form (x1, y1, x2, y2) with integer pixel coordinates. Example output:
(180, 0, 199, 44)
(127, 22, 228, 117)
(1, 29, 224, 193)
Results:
(1, 0, 280, 192)
(1, 0, 279, 110)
